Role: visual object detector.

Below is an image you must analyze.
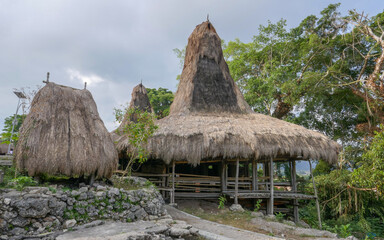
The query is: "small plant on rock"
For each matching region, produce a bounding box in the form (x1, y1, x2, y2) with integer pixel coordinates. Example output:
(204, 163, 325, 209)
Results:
(254, 199, 262, 212)
(218, 195, 227, 209)
(275, 212, 286, 222)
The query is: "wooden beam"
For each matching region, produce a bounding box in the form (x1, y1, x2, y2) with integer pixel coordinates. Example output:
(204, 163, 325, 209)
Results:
(268, 157, 274, 215)
(252, 159, 258, 191)
(221, 161, 227, 192)
(291, 160, 299, 223)
(235, 159, 239, 204)
(171, 161, 175, 204)
(309, 160, 322, 229)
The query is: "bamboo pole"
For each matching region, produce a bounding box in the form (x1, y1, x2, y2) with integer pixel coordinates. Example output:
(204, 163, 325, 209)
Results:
(309, 160, 322, 229)
(268, 157, 274, 215)
(235, 159, 239, 204)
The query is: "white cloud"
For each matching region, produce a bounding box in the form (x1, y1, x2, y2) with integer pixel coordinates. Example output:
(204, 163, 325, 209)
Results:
(67, 68, 105, 86)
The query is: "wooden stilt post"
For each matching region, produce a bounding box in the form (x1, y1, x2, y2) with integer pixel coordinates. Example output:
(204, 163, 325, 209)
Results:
(309, 160, 322, 229)
(235, 159, 239, 205)
(171, 160, 175, 204)
(252, 159, 258, 191)
(291, 160, 299, 223)
(221, 160, 227, 192)
(268, 157, 274, 215)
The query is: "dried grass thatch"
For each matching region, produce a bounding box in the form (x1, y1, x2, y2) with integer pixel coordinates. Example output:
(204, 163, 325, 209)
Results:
(15, 82, 118, 178)
(116, 21, 340, 165)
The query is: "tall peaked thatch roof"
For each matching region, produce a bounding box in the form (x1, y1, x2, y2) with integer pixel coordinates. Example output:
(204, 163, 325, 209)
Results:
(116, 21, 340, 165)
(15, 82, 118, 178)
(127, 83, 153, 121)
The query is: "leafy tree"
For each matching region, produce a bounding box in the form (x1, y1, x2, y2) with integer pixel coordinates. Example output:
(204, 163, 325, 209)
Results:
(146, 88, 174, 118)
(1, 114, 26, 144)
(352, 127, 384, 195)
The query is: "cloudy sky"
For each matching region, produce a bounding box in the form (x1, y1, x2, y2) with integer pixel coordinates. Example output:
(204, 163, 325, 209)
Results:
(0, 0, 382, 132)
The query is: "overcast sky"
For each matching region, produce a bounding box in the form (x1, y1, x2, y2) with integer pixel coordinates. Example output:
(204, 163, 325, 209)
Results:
(0, 0, 382, 132)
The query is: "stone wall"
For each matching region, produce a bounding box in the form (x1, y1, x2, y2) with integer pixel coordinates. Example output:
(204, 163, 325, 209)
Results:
(0, 179, 167, 238)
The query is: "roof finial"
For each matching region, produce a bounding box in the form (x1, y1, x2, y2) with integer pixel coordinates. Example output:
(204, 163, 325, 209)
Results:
(207, 14, 209, 22)
(84, 82, 87, 90)
(43, 72, 50, 84)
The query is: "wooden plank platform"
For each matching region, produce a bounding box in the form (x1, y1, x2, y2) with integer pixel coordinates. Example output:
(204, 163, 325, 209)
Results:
(222, 190, 316, 200)
(175, 192, 221, 199)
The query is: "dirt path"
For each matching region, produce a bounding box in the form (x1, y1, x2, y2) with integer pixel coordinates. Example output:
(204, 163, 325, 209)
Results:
(165, 205, 281, 240)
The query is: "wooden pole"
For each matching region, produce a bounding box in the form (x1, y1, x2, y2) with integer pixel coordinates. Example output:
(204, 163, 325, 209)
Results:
(171, 161, 175, 204)
(252, 159, 258, 191)
(268, 157, 274, 215)
(291, 160, 299, 223)
(309, 160, 322, 229)
(235, 159, 239, 204)
(221, 161, 227, 192)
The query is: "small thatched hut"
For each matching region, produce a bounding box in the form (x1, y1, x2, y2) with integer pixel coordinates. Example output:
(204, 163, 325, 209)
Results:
(116, 21, 339, 224)
(15, 82, 118, 179)
(112, 83, 153, 169)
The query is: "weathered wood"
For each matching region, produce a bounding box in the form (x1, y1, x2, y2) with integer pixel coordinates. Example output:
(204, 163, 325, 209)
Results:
(235, 159, 239, 204)
(252, 159, 258, 191)
(309, 160, 322, 229)
(175, 192, 221, 199)
(0, 155, 13, 161)
(222, 191, 316, 199)
(291, 160, 299, 223)
(0, 160, 12, 166)
(221, 161, 227, 191)
(172, 161, 175, 204)
(268, 157, 274, 215)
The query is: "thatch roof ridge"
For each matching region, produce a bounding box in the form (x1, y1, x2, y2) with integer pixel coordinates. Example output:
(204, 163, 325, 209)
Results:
(170, 21, 253, 115)
(15, 82, 118, 178)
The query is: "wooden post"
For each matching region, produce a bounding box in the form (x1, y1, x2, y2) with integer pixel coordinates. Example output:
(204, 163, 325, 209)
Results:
(291, 160, 299, 223)
(263, 162, 268, 190)
(235, 159, 239, 204)
(309, 160, 322, 229)
(221, 161, 227, 192)
(252, 159, 258, 191)
(171, 161, 175, 204)
(268, 157, 274, 215)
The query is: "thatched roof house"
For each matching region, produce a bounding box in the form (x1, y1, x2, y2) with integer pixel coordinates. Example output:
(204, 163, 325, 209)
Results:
(15, 82, 118, 178)
(116, 21, 339, 166)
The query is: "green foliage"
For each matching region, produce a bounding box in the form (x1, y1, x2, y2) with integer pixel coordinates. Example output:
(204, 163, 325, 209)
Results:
(334, 224, 352, 238)
(254, 199, 262, 212)
(313, 160, 332, 176)
(146, 88, 174, 118)
(1, 114, 26, 144)
(218, 195, 227, 209)
(352, 127, 384, 195)
(8, 176, 37, 190)
(275, 212, 285, 222)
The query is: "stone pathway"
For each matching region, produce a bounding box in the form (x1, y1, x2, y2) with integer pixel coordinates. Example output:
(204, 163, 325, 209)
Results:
(165, 205, 281, 240)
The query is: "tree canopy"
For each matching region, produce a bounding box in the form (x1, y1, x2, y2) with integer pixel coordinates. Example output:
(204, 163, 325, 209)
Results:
(146, 87, 174, 118)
